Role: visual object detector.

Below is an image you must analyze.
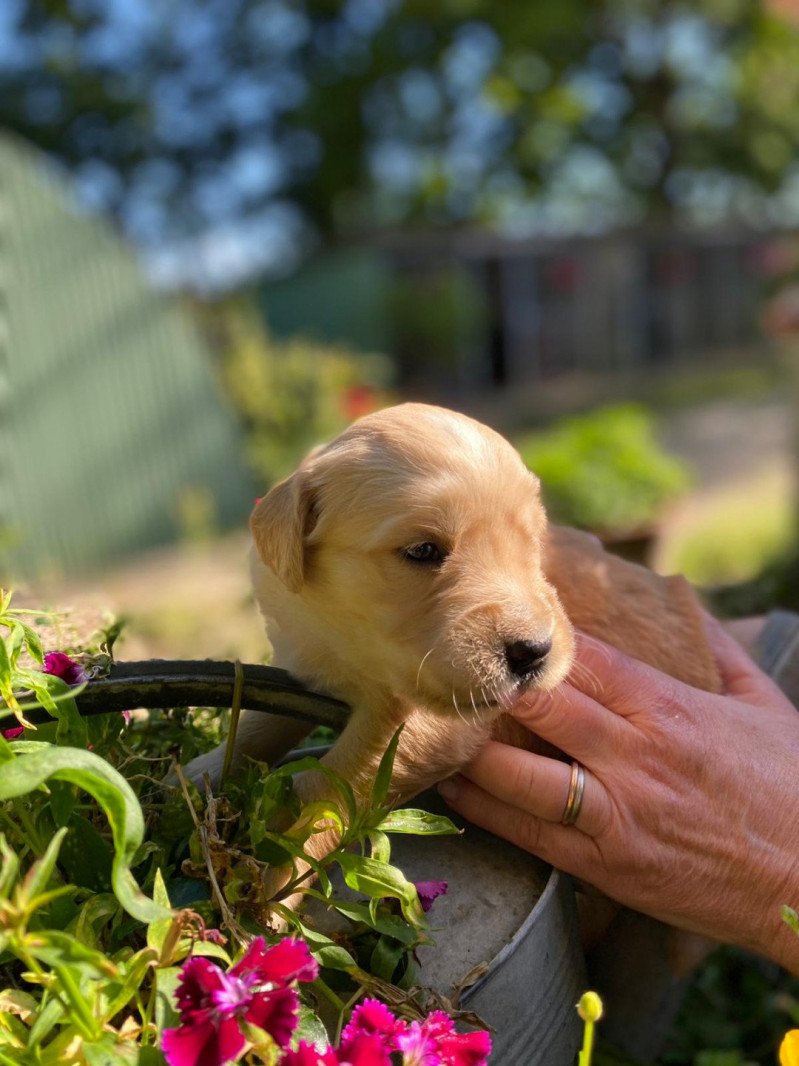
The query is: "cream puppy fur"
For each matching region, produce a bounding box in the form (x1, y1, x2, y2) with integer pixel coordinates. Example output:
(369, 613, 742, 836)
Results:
(186, 403, 720, 855)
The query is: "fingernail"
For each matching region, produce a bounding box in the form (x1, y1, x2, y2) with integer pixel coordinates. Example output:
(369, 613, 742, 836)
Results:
(437, 776, 461, 802)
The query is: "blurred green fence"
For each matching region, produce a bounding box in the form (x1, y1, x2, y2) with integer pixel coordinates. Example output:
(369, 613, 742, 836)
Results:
(0, 133, 254, 581)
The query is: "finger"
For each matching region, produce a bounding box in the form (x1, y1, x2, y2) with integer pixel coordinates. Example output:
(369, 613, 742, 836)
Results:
(437, 773, 599, 876)
(459, 740, 610, 838)
(565, 632, 681, 716)
(702, 610, 796, 711)
(510, 633, 650, 761)
(511, 683, 625, 764)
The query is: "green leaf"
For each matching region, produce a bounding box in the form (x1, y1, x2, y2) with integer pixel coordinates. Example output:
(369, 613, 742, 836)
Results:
(369, 934, 407, 982)
(0, 747, 171, 924)
(310, 895, 420, 945)
(0, 836, 20, 899)
(58, 812, 113, 893)
(292, 799, 345, 840)
(137, 1048, 167, 1066)
(336, 853, 426, 928)
(0, 733, 13, 764)
(782, 904, 799, 936)
(294, 924, 358, 973)
(6, 624, 23, 669)
(146, 870, 174, 956)
(153, 965, 182, 1037)
(253, 837, 295, 865)
(49, 779, 78, 827)
(295, 1004, 331, 1049)
(25, 676, 88, 748)
(20, 826, 68, 903)
(368, 830, 391, 865)
(0, 1048, 25, 1066)
(71, 894, 120, 949)
(19, 624, 44, 666)
(239, 1023, 281, 1066)
(376, 809, 461, 836)
(12, 682, 90, 718)
(0, 629, 11, 686)
(3, 740, 50, 754)
(275, 756, 358, 828)
(101, 946, 158, 1025)
(24, 929, 118, 977)
(371, 725, 403, 808)
(26, 995, 64, 1049)
(187, 941, 231, 965)
(0, 988, 38, 1022)
(83, 1033, 139, 1065)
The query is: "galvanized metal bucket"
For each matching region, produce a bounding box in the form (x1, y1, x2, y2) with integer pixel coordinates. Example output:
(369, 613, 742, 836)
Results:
(387, 791, 586, 1064)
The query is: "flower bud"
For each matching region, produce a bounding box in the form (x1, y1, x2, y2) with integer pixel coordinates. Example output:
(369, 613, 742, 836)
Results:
(577, 991, 604, 1024)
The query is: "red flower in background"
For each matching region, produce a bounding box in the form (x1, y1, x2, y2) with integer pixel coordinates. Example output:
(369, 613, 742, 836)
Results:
(342, 385, 379, 421)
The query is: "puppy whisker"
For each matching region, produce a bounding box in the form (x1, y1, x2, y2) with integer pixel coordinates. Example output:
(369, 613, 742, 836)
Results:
(451, 689, 469, 726)
(569, 659, 604, 697)
(416, 646, 436, 691)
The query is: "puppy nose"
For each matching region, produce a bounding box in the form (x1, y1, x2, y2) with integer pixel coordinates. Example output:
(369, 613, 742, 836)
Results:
(505, 638, 552, 679)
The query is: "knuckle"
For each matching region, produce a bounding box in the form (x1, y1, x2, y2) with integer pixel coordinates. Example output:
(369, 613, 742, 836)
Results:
(588, 786, 616, 839)
(508, 757, 542, 806)
(515, 815, 545, 855)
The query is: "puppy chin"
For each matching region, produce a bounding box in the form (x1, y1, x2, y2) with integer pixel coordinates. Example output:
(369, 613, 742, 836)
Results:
(416, 682, 521, 722)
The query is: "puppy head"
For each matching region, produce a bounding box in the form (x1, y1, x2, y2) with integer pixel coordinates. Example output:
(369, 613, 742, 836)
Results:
(251, 404, 574, 716)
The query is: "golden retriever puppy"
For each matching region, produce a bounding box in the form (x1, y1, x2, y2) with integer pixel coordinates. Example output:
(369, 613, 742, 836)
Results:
(186, 403, 719, 847)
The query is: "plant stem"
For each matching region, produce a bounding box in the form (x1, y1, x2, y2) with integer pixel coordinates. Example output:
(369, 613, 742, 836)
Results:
(220, 660, 244, 786)
(8, 804, 45, 856)
(313, 976, 346, 1015)
(578, 1018, 595, 1066)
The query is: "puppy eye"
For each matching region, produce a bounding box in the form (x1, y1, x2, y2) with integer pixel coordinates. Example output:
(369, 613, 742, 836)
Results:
(403, 542, 447, 565)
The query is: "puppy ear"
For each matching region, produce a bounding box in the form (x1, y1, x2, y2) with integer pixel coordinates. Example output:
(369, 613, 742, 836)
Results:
(250, 471, 315, 593)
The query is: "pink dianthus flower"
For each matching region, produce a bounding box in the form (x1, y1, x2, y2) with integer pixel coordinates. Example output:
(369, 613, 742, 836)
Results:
(161, 937, 317, 1066)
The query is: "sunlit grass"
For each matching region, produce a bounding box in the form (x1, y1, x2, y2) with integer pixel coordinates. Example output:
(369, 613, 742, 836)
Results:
(655, 465, 796, 588)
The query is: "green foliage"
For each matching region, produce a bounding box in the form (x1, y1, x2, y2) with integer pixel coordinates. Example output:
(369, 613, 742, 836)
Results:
(515, 404, 691, 534)
(659, 946, 799, 1066)
(0, 591, 80, 734)
(215, 301, 393, 485)
(0, 595, 461, 1062)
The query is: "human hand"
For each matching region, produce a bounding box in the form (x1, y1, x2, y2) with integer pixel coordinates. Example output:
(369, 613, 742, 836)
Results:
(437, 615, 799, 973)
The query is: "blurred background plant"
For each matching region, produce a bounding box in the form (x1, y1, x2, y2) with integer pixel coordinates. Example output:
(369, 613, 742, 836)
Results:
(207, 301, 393, 488)
(387, 266, 488, 390)
(516, 404, 691, 560)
